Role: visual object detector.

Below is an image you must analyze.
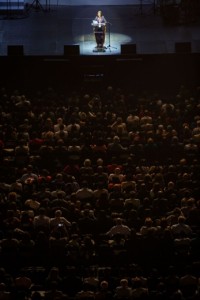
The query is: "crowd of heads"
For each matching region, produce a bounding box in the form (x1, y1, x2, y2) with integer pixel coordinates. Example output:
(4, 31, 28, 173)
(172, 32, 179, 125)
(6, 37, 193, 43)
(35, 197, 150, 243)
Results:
(0, 84, 200, 299)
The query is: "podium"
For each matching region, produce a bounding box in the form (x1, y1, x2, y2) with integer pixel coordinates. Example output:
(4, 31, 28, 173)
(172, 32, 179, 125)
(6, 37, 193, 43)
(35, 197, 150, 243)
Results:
(91, 21, 106, 52)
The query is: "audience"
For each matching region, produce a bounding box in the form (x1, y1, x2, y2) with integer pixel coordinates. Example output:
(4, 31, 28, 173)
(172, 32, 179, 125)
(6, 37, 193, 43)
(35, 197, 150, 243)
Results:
(0, 83, 200, 299)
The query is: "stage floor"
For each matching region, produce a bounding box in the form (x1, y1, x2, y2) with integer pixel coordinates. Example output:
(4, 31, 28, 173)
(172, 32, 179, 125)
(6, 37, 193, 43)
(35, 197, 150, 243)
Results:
(0, 4, 200, 56)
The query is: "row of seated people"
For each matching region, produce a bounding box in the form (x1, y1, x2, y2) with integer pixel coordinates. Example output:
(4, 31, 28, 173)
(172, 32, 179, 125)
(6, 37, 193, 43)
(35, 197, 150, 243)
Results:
(0, 263, 200, 299)
(0, 84, 200, 299)
(0, 85, 199, 173)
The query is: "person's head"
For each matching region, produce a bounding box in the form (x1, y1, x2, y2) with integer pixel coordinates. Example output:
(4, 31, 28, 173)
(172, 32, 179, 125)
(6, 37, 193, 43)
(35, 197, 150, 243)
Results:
(114, 167, 121, 175)
(100, 280, 109, 290)
(97, 158, 104, 166)
(38, 207, 46, 216)
(97, 10, 102, 17)
(144, 217, 153, 227)
(113, 135, 120, 143)
(168, 181, 175, 189)
(8, 192, 17, 201)
(97, 166, 104, 173)
(83, 158, 92, 167)
(116, 218, 123, 225)
(120, 278, 128, 288)
(31, 291, 42, 300)
(131, 277, 142, 288)
(48, 267, 60, 279)
(57, 117, 63, 124)
(55, 210, 62, 218)
(55, 173, 63, 181)
(0, 283, 6, 291)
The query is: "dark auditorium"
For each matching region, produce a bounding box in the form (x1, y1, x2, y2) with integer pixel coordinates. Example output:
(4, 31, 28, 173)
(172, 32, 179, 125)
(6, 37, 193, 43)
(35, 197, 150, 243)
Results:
(0, 0, 200, 299)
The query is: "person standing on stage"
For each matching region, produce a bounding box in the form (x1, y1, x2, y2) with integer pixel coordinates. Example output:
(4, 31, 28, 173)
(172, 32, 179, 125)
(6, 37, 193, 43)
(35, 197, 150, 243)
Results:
(93, 10, 107, 49)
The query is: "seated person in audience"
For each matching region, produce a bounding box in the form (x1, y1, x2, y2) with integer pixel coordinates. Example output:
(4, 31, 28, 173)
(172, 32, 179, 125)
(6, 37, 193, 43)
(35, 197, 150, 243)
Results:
(170, 215, 193, 238)
(50, 209, 71, 232)
(106, 217, 131, 238)
(95, 280, 113, 300)
(33, 207, 50, 234)
(114, 278, 132, 299)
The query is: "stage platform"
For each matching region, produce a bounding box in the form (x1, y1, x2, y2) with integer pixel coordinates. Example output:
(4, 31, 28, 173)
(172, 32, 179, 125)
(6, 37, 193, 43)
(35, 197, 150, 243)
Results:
(0, 3, 200, 56)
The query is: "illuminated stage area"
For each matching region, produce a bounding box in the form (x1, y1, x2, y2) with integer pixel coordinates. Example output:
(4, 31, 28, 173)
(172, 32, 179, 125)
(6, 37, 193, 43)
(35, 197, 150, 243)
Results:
(0, 3, 200, 56)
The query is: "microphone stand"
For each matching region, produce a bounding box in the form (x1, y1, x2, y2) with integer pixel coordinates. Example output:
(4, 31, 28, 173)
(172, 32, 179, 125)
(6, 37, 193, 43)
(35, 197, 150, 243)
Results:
(106, 21, 117, 51)
(27, 0, 45, 12)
